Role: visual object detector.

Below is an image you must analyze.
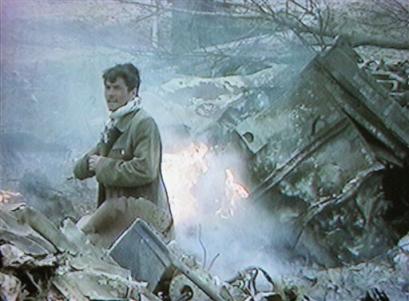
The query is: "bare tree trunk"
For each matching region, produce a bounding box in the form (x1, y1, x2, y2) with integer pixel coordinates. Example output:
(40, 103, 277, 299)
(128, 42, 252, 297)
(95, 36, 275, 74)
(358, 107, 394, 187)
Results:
(151, 0, 159, 48)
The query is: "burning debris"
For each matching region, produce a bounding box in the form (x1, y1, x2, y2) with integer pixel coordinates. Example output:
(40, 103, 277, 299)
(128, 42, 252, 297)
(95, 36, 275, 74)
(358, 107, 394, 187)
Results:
(1, 29, 409, 301)
(216, 168, 250, 219)
(142, 37, 408, 299)
(156, 37, 409, 273)
(162, 143, 210, 225)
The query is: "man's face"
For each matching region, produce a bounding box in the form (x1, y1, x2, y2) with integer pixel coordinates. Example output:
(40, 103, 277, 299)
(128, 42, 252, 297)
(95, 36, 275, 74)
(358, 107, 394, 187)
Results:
(104, 77, 135, 112)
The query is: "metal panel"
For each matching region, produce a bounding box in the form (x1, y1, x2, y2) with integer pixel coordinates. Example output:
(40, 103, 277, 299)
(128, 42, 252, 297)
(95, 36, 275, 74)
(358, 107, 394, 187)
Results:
(109, 219, 173, 290)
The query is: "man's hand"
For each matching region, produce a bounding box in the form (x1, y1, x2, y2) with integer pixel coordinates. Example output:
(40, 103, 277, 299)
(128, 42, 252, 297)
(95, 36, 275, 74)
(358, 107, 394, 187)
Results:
(88, 155, 102, 172)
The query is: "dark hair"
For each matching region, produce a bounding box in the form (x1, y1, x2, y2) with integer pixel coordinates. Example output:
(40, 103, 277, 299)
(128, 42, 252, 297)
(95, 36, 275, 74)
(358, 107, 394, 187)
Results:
(103, 63, 141, 94)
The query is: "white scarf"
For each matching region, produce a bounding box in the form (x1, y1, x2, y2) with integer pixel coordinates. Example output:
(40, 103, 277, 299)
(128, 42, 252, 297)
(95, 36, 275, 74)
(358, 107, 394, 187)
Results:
(101, 97, 142, 143)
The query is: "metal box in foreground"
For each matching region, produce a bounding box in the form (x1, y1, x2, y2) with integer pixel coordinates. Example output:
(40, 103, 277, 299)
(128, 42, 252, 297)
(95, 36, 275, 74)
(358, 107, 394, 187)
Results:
(109, 219, 173, 290)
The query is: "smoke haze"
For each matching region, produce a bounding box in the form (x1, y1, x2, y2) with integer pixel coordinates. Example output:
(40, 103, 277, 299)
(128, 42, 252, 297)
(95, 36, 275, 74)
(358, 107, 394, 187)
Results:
(1, 0, 310, 280)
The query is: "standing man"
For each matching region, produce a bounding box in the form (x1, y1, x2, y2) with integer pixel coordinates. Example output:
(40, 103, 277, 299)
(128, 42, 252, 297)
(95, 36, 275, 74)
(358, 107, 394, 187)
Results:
(74, 63, 173, 247)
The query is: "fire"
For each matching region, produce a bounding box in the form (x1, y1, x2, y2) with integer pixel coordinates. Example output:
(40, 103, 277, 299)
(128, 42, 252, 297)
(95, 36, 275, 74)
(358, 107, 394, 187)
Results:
(216, 168, 249, 219)
(162, 143, 209, 224)
(162, 143, 249, 224)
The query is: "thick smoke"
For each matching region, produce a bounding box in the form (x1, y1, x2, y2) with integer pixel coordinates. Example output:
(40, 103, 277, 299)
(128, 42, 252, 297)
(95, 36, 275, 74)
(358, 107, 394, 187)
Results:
(162, 146, 300, 280)
(1, 0, 308, 280)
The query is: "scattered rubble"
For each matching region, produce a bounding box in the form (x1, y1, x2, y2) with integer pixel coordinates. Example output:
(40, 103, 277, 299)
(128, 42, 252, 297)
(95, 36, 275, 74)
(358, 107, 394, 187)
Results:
(0, 197, 291, 301)
(2, 18, 408, 301)
(106, 36, 409, 300)
(0, 199, 156, 300)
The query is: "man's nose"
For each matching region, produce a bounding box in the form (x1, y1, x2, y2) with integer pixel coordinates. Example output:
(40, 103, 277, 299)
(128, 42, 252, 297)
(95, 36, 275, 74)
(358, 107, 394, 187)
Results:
(106, 88, 115, 98)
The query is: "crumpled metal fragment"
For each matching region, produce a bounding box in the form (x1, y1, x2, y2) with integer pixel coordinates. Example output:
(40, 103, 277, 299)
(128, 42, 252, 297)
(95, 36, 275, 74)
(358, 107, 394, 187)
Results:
(0, 272, 24, 301)
(0, 243, 56, 269)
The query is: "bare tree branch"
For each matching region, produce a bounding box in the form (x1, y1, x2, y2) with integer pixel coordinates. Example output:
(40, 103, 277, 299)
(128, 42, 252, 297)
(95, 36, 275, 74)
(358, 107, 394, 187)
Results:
(248, 0, 409, 49)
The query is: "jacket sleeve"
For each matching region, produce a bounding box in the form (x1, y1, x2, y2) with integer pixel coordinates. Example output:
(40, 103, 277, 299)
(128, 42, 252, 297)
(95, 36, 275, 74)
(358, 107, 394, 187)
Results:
(94, 118, 161, 187)
(73, 146, 98, 180)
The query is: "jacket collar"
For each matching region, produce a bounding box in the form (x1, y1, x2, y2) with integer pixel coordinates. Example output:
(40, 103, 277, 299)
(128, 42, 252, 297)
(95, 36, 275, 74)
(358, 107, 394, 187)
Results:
(116, 109, 141, 132)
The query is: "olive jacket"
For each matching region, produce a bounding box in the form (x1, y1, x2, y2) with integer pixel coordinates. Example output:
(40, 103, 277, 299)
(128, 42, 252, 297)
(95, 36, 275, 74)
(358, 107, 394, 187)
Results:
(73, 109, 173, 245)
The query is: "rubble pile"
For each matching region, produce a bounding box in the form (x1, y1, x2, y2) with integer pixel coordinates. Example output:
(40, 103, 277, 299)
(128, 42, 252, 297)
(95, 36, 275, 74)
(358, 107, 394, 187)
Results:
(143, 38, 409, 299)
(0, 196, 159, 301)
(0, 195, 305, 301)
(220, 38, 409, 267)
(2, 24, 409, 301)
(288, 231, 409, 300)
(2, 0, 409, 300)
(154, 37, 409, 269)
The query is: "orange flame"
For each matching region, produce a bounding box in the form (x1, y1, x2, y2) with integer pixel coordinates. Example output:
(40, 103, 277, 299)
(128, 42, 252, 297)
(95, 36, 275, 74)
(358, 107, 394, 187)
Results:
(216, 168, 249, 219)
(162, 144, 249, 224)
(162, 143, 209, 224)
